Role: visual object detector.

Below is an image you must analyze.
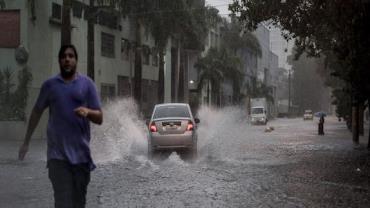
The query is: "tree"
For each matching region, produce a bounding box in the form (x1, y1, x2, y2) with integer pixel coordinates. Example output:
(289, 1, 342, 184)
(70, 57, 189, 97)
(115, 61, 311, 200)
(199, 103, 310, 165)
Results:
(230, 0, 370, 146)
(246, 76, 274, 103)
(220, 16, 262, 103)
(195, 48, 224, 105)
(145, 1, 209, 103)
(195, 48, 242, 105)
(114, 0, 210, 105)
(221, 16, 262, 57)
(288, 52, 331, 114)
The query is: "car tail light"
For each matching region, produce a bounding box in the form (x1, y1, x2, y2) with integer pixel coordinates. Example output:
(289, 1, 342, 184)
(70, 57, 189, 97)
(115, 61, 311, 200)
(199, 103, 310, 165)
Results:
(186, 121, 194, 131)
(150, 122, 157, 132)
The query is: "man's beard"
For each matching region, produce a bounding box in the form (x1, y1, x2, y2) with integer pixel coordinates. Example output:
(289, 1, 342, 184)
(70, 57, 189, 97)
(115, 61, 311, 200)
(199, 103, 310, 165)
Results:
(60, 67, 76, 79)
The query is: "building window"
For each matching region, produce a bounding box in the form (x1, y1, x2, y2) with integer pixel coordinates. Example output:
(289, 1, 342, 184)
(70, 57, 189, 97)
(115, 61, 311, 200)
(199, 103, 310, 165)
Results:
(101, 32, 115, 58)
(121, 38, 130, 61)
(117, 76, 131, 97)
(0, 10, 20, 48)
(101, 83, 116, 102)
(98, 11, 118, 29)
(142, 45, 150, 65)
(72, 1, 84, 18)
(51, 3, 62, 20)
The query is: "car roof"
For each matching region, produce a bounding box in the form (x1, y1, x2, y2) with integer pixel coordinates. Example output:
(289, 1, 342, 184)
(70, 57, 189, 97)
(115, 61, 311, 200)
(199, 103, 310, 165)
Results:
(154, 103, 189, 107)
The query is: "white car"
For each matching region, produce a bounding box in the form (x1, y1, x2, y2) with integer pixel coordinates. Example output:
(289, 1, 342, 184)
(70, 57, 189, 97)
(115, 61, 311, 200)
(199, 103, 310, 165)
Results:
(147, 103, 200, 159)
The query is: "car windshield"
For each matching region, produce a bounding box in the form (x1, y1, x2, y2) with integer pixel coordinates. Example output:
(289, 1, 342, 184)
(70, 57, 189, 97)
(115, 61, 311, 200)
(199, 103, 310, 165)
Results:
(252, 108, 264, 114)
(305, 110, 312, 114)
(153, 105, 191, 119)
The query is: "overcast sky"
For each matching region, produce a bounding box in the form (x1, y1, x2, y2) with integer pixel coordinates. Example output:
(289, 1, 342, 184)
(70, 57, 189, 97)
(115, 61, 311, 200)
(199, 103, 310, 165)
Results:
(205, 0, 232, 17)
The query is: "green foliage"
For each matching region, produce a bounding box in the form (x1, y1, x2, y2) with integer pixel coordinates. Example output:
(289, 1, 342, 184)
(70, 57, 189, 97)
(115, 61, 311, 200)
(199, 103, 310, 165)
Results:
(195, 48, 225, 92)
(288, 52, 331, 113)
(0, 67, 32, 121)
(195, 48, 242, 103)
(332, 87, 351, 119)
(221, 17, 262, 57)
(99, 0, 213, 104)
(245, 76, 274, 103)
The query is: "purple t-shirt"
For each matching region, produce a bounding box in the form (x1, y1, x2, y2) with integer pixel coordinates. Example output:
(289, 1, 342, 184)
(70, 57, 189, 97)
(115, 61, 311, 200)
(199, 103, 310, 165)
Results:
(35, 73, 101, 171)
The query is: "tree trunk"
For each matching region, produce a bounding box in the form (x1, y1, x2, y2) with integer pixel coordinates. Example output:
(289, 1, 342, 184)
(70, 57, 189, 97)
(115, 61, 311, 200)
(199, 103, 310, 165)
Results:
(368, 102, 370, 149)
(359, 102, 364, 135)
(87, 0, 94, 80)
(175, 42, 181, 102)
(157, 52, 165, 103)
(178, 49, 185, 103)
(207, 80, 210, 105)
(352, 100, 360, 145)
(134, 20, 142, 107)
(61, 0, 72, 45)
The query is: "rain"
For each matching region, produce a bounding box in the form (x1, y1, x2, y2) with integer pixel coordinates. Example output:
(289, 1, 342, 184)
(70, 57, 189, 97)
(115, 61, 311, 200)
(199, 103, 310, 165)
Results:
(1, 0, 370, 208)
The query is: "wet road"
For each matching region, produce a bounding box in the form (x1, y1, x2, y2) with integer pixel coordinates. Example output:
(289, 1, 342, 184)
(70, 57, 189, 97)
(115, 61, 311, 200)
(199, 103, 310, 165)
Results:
(1, 100, 369, 207)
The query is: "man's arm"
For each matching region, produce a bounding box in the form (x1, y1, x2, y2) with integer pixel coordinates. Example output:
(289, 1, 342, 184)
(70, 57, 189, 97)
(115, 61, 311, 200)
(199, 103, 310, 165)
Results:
(18, 108, 43, 160)
(74, 107, 103, 125)
(87, 109, 103, 125)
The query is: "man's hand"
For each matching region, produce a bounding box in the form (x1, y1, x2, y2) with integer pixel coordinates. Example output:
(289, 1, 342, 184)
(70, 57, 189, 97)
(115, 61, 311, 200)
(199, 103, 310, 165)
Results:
(18, 143, 29, 160)
(74, 106, 90, 118)
(74, 106, 103, 125)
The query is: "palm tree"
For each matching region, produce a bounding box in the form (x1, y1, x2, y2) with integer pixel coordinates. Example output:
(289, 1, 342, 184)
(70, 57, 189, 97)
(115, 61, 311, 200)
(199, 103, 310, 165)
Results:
(146, 0, 190, 103)
(221, 17, 262, 103)
(116, 0, 152, 107)
(195, 48, 241, 105)
(195, 52, 224, 105)
(144, 1, 211, 103)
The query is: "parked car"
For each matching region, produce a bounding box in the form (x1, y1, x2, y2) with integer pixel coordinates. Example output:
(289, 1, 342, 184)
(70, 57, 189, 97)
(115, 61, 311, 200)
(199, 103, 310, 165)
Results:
(147, 103, 200, 160)
(303, 109, 313, 120)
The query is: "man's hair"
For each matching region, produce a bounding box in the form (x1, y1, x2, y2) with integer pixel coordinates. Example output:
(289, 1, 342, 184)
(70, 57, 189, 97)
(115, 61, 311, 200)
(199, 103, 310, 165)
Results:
(58, 44, 78, 61)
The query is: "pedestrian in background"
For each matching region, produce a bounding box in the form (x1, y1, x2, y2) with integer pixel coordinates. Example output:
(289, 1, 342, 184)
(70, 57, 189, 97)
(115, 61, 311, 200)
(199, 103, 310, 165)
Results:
(18, 44, 103, 208)
(318, 115, 325, 135)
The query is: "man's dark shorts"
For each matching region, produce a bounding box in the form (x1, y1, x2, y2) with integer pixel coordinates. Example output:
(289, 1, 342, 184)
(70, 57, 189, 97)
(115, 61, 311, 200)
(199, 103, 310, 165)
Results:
(48, 159, 90, 208)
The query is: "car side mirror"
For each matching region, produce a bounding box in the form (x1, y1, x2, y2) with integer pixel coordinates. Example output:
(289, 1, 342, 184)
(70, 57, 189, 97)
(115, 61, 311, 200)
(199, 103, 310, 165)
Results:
(194, 118, 200, 124)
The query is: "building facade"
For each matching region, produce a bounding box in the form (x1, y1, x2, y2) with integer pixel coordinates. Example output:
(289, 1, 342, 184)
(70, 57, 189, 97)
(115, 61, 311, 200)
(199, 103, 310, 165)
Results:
(0, 0, 161, 139)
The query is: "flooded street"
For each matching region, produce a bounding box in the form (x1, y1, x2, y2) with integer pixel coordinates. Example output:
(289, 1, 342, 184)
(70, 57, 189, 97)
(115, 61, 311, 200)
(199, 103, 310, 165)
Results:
(1, 99, 369, 207)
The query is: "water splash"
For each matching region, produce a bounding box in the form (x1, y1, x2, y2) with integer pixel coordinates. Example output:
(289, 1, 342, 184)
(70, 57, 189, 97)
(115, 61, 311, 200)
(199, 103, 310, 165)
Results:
(90, 101, 251, 165)
(196, 105, 249, 162)
(91, 98, 148, 164)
